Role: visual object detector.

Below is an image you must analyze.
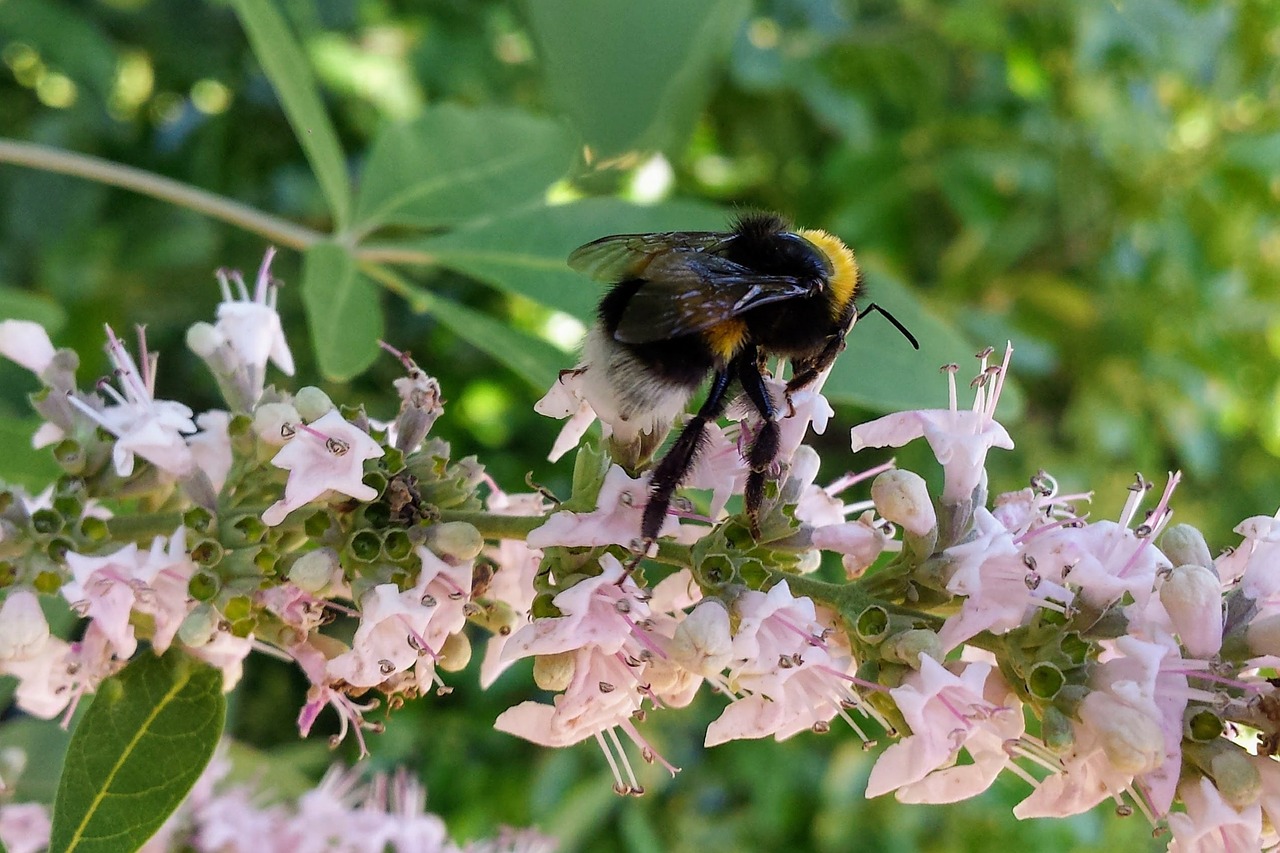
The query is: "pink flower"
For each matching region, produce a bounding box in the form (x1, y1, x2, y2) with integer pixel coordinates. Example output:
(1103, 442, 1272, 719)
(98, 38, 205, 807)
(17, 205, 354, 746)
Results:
(60, 527, 195, 658)
(0, 590, 50, 661)
(705, 581, 872, 746)
(262, 410, 385, 526)
(187, 410, 233, 493)
(527, 465, 676, 548)
(0, 802, 51, 853)
(478, 491, 547, 689)
(495, 556, 678, 792)
(326, 547, 471, 691)
(533, 368, 598, 462)
(936, 507, 1073, 651)
(850, 345, 1013, 504)
(865, 656, 1023, 803)
(1167, 776, 1262, 853)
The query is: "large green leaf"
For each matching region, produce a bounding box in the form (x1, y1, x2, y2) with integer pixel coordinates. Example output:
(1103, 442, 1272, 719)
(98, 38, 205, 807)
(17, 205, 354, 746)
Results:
(405, 198, 727, 319)
(230, 0, 351, 229)
(302, 242, 383, 381)
(49, 651, 224, 853)
(0, 287, 66, 332)
(353, 105, 577, 235)
(523, 0, 749, 159)
(831, 265, 1021, 413)
(416, 290, 567, 391)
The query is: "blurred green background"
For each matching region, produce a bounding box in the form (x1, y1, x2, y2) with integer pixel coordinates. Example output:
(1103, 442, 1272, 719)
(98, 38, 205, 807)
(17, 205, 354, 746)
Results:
(3, 0, 1278, 849)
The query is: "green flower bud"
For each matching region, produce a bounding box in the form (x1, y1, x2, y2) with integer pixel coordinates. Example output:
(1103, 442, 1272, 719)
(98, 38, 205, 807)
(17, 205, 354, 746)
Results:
(289, 548, 340, 593)
(881, 629, 942, 669)
(1161, 523, 1214, 570)
(1041, 705, 1075, 754)
(1246, 613, 1280, 657)
(437, 631, 472, 673)
(871, 469, 936, 538)
(533, 651, 575, 691)
(425, 521, 483, 564)
(294, 386, 335, 423)
(1210, 747, 1262, 809)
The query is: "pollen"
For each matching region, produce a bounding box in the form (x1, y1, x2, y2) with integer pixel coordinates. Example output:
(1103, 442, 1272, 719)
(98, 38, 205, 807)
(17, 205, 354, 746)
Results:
(797, 228, 859, 320)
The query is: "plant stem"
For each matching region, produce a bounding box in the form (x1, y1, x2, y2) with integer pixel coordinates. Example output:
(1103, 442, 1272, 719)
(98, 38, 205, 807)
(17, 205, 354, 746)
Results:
(0, 139, 324, 249)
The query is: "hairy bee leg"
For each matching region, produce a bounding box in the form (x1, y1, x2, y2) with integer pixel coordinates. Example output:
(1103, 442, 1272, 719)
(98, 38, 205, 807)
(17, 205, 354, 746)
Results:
(736, 353, 780, 538)
(640, 368, 734, 544)
(787, 330, 846, 392)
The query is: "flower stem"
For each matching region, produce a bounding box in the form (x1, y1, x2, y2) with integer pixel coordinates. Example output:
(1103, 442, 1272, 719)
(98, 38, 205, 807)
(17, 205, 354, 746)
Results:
(0, 139, 323, 249)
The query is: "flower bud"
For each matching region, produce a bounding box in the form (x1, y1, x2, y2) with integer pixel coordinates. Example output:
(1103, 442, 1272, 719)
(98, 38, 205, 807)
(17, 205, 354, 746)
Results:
(0, 320, 56, 374)
(1041, 705, 1075, 754)
(533, 651, 576, 691)
(880, 629, 941, 669)
(177, 606, 220, 647)
(1161, 523, 1213, 570)
(424, 522, 484, 564)
(812, 513, 887, 577)
(185, 321, 225, 359)
(0, 590, 48, 660)
(393, 372, 443, 454)
(669, 600, 732, 677)
(871, 470, 936, 538)
(1245, 612, 1280, 657)
(1078, 691, 1164, 775)
(1210, 747, 1262, 808)
(437, 631, 472, 673)
(288, 548, 340, 594)
(294, 386, 334, 423)
(253, 401, 301, 446)
(1160, 564, 1223, 658)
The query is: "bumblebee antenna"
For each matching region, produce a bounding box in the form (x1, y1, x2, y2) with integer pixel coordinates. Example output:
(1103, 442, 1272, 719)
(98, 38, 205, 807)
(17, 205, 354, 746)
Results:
(858, 303, 920, 350)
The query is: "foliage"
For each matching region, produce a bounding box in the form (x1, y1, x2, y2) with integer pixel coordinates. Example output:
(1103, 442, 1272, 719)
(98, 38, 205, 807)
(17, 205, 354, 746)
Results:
(1, 0, 1277, 849)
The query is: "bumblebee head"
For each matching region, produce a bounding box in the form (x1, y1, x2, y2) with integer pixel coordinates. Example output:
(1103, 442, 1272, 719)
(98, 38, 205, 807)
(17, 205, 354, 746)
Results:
(795, 228, 859, 318)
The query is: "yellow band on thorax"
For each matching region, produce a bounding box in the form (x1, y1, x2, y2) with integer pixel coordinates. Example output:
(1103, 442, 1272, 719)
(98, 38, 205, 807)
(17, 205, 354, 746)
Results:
(796, 228, 859, 321)
(705, 318, 747, 362)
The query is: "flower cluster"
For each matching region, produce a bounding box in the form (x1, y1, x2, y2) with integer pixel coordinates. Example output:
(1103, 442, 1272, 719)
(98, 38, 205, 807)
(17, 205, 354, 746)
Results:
(3, 250, 1280, 850)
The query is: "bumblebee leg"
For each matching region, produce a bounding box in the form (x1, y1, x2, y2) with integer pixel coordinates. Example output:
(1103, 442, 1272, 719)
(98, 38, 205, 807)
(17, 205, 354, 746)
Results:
(736, 354, 779, 539)
(640, 368, 734, 544)
(787, 330, 846, 392)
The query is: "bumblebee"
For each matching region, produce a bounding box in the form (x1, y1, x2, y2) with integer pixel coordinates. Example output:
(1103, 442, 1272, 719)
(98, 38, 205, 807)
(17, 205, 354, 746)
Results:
(567, 212, 917, 546)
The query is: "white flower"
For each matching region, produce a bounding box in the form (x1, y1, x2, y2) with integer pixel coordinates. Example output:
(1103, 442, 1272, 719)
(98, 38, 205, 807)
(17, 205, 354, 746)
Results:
(70, 325, 196, 478)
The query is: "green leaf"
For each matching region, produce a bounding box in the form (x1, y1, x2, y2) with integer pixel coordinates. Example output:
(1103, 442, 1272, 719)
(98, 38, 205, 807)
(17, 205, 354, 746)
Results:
(49, 651, 224, 853)
(831, 266, 1021, 413)
(408, 198, 727, 319)
(354, 105, 577, 235)
(0, 287, 66, 331)
(302, 242, 382, 381)
(229, 0, 350, 229)
(0, 716, 74, 804)
(523, 0, 749, 159)
(416, 290, 567, 391)
(0, 416, 62, 489)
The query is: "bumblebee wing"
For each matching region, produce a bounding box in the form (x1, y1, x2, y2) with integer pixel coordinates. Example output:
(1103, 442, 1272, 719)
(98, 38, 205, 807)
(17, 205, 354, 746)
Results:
(567, 231, 731, 282)
(614, 252, 810, 344)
